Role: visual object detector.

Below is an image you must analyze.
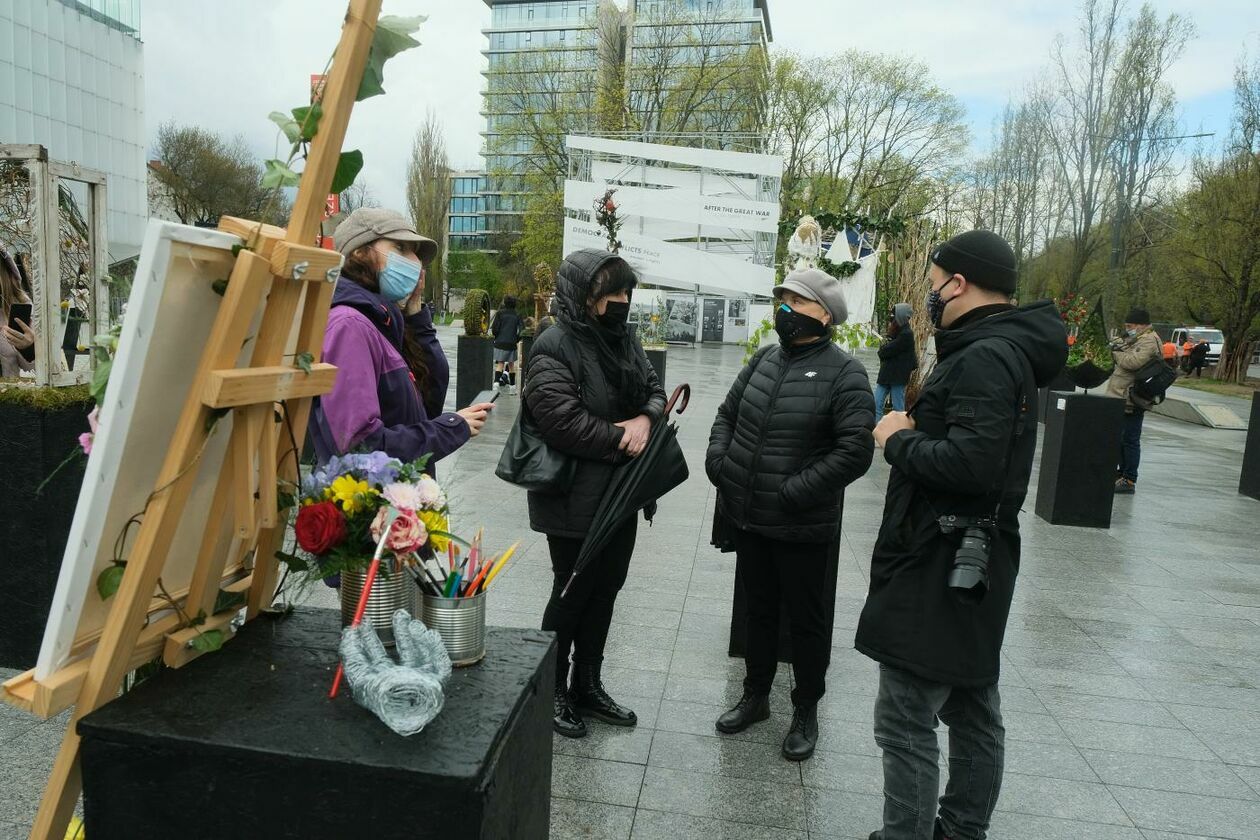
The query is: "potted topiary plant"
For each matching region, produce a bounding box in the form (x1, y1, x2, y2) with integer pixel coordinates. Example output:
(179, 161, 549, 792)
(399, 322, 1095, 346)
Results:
(456, 287, 494, 408)
(639, 296, 668, 387)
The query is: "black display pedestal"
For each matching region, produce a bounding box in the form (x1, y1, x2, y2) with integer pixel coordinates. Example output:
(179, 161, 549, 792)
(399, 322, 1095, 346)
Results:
(1241, 393, 1260, 500)
(1038, 369, 1077, 423)
(1035, 392, 1125, 528)
(0, 398, 90, 669)
(456, 334, 494, 409)
(727, 506, 842, 663)
(78, 609, 556, 840)
(644, 348, 667, 389)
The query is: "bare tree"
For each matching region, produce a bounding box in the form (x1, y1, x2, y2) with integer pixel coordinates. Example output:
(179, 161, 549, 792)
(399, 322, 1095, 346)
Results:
(405, 110, 451, 302)
(339, 181, 379, 214)
(149, 122, 278, 227)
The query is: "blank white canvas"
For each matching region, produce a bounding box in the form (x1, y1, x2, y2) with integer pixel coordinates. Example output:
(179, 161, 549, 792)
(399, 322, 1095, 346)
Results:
(36, 221, 257, 680)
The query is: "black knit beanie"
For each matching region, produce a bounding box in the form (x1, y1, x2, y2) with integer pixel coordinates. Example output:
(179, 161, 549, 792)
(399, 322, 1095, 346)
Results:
(930, 230, 1017, 295)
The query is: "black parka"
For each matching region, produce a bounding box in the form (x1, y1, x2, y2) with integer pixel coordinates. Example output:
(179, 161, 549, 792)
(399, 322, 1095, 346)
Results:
(522, 251, 666, 538)
(876, 326, 918, 386)
(855, 301, 1068, 686)
(706, 337, 876, 544)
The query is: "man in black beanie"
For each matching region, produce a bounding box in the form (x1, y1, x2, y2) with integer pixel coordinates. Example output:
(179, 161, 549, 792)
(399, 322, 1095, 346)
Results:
(1105, 306, 1162, 493)
(857, 229, 1068, 840)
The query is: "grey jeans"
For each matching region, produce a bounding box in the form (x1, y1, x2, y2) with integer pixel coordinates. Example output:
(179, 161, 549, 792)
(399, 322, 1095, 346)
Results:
(874, 665, 1005, 840)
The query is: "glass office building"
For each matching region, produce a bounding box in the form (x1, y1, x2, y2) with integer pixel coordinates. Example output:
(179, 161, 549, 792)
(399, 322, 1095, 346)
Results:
(450, 0, 771, 254)
(0, 0, 147, 259)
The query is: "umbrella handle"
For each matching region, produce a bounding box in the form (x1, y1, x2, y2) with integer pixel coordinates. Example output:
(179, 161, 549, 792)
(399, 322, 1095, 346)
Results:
(559, 571, 577, 599)
(664, 383, 691, 416)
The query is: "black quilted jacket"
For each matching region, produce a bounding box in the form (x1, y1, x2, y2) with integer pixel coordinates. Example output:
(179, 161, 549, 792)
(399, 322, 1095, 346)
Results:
(706, 338, 876, 543)
(522, 250, 666, 538)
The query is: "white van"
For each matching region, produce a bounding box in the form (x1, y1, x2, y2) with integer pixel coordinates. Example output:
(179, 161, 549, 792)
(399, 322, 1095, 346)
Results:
(1171, 326, 1224, 365)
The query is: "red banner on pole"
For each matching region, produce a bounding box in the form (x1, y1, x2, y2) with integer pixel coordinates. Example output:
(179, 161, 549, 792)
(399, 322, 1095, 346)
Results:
(312, 74, 338, 250)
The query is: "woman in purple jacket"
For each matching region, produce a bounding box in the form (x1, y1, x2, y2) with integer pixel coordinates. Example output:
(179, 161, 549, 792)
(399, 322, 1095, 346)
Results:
(309, 208, 493, 468)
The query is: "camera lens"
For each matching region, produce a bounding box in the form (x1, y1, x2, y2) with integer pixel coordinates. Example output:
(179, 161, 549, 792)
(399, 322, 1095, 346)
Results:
(948, 527, 991, 604)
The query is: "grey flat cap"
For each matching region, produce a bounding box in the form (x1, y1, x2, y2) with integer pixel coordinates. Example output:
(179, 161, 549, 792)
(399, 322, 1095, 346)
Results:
(772, 267, 848, 324)
(333, 207, 438, 264)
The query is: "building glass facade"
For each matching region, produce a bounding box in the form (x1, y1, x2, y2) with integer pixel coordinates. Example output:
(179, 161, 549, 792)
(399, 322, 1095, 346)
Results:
(449, 0, 772, 254)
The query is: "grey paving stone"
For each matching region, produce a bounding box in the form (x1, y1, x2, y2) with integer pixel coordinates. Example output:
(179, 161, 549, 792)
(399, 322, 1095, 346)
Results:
(553, 719, 656, 764)
(1014, 666, 1152, 700)
(638, 765, 806, 831)
(801, 748, 884, 796)
(1003, 739, 1099, 783)
(997, 772, 1134, 825)
(1079, 748, 1258, 799)
(0, 764, 44, 827)
(1000, 709, 1071, 744)
(0, 822, 29, 840)
(1035, 689, 1184, 728)
(1231, 763, 1260, 797)
(661, 672, 789, 707)
(551, 755, 646, 809)
(1109, 785, 1260, 839)
(655, 699, 782, 746)
(1188, 727, 1260, 766)
(629, 808, 808, 840)
(985, 811, 1143, 839)
(550, 796, 635, 840)
(646, 731, 801, 785)
(1056, 717, 1217, 761)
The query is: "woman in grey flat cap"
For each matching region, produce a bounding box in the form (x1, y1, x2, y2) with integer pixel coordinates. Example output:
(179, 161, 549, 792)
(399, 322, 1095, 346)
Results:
(705, 266, 876, 762)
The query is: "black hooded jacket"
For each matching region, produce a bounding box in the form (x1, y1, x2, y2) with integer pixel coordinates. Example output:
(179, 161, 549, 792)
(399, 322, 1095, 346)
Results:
(706, 335, 876, 543)
(855, 300, 1068, 686)
(522, 250, 667, 538)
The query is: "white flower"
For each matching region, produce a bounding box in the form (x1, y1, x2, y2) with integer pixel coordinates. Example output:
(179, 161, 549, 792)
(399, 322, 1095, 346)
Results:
(415, 475, 446, 510)
(382, 482, 423, 511)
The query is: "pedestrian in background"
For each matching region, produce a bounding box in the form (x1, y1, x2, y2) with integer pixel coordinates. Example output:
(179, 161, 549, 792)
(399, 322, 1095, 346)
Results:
(524, 249, 666, 739)
(1188, 340, 1210, 378)
(706, 266, 875, 762)
(1107, 307, 1162, 494)
(875, 302, 917, 419)
(491, 295, 522, 394)
(859, 229, 1067, 840)
(1, 247, 36, 378)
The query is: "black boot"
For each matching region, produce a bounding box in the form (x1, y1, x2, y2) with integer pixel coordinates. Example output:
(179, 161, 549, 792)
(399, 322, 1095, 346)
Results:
(782, 704, 818, 761)
(572, 660, 637, 726)
(715, 691, 770, 734)
(553, 685, 586, 738)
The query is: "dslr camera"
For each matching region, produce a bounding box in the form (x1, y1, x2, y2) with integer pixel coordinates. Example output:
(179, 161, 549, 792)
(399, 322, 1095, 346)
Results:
(938, 514, 995, 604)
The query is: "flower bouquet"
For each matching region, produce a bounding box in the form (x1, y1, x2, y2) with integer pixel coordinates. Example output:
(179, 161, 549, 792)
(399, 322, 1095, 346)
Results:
(283, 452, 456, 638)
(1060, 298, 1114, 390)
(594, 188, 623, 253)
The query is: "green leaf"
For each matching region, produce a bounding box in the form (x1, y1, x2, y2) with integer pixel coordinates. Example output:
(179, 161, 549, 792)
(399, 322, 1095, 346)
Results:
(190, 629, 225, 653)
(261, 159, 301, 189)
(97, 564, 124, 600)
(211, 278, 229, 297)
(291, 103, 323, 141)
(213, 589, 247, 615)
(276, 550, 309, 572)
(277, 490, 296, 512)
(190, 609, 207, 628)
(89, 357, 113, 402)
(230, 243, 244, 257)
(268, 110, 301, 144)
(356, 15, 426, 101)
(329, 150, 363, 194)
(205, 407, 230, 432)
(294, 351, 314, 375)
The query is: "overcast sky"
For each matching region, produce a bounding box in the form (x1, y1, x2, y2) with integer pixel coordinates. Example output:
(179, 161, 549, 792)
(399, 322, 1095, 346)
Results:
(142, 0, 1258, 217)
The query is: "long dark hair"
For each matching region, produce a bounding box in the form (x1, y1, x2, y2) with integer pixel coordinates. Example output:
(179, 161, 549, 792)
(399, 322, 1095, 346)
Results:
(341, 244, 432, 397)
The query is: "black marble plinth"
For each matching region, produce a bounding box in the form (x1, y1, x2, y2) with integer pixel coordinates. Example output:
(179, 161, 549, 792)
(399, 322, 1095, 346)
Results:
(1035, 392, 1126, 528)
(1241, 393, 1260, 500)
(78, 609, 556, 840)
(0, 399, 90, 669)
(645, 348, 667, 390)
(456, 334, 494, 410)
(1038, 369, 1077, 423)
(728, 511, 842, 663)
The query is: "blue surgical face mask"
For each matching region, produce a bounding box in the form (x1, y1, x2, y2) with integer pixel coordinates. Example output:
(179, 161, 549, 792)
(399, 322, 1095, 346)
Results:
(377, 250, 422, 302)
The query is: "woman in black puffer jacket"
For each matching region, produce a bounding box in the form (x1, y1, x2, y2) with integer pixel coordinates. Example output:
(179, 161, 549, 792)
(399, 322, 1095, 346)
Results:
(524, 249, 666, 739)
(706, 266, 875, 762)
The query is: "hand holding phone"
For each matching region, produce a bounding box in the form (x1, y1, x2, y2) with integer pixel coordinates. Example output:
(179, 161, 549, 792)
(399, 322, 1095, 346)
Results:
(3, 302, 35, 351)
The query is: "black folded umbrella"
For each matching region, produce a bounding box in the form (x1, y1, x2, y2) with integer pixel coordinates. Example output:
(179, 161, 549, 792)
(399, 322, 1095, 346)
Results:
(561, 384, 692, 598)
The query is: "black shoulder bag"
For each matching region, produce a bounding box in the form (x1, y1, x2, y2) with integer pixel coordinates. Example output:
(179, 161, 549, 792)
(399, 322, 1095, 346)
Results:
(495, 327, 580, 493)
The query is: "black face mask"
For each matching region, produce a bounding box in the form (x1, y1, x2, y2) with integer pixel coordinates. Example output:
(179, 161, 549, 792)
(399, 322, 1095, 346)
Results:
(596, 300, 631, 333)
(774, 303, 829, 343)
(925, 277, 959, 327)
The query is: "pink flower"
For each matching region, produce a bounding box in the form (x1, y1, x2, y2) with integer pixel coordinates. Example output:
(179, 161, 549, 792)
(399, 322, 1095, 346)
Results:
(78, 432, 93, 455)
(370, 508, 427, 555)
(87, 406, 99, 434)
(605, 200, 617, 213)
(382, 482, 423, 511)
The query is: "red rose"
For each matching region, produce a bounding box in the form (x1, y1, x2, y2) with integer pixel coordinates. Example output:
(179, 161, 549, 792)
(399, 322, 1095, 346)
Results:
(605, 200, 617, 212)
(295, 501, 348, 554)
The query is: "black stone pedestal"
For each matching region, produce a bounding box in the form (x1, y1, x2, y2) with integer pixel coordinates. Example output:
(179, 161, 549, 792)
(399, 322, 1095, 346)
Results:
(456, 334, 494, 409)
(0, 398, 90, 669)
(1038, 369, 1077, 423)
(78, 609, 556, 840)
(1035, 392, 1125, 528)
(645, 348, 667, 389)
(727, 509, 842, 663)
(1241, 393, 1260, 500)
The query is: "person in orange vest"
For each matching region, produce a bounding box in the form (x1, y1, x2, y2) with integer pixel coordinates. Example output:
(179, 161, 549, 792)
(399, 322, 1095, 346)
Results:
(1181, 338, 1194, 371)
(1162, 338, 1176, 364)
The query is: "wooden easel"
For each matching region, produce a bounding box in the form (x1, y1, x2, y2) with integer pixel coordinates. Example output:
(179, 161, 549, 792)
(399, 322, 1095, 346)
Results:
(5, 3, 383, 837)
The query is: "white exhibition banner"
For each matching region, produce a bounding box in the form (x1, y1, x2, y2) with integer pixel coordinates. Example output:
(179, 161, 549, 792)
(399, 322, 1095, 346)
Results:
(591, 160, 759, 198)
(563, 217, 773, 297)
(566, 134, 784, 177)
(564, 179, 780, 234)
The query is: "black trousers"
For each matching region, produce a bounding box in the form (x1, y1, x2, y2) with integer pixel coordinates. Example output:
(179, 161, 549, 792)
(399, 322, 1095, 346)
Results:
(542, 518, 637, 688)
(735, 528, 831, 707)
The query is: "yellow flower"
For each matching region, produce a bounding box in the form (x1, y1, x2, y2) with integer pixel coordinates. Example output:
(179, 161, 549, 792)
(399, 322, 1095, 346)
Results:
(417, 509, 449, 552)
(330, 475, 374, 514)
